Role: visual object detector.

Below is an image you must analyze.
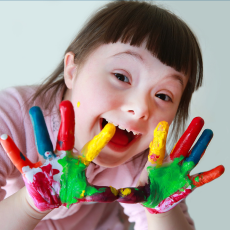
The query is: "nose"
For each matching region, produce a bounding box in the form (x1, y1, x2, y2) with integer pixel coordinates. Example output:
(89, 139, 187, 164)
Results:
(121, 94, 150, 120)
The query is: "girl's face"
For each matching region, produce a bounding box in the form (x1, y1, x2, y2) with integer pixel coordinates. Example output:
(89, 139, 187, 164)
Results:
(64, 42, 188, 167)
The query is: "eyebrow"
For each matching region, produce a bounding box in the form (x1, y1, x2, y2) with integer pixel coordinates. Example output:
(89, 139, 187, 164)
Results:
(111, 50, 144, 63)
(111, 50, 186, 88)
(170, 74, 185, 88)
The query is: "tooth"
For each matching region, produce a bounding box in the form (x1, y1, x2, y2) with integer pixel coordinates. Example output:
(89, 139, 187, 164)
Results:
(112, 122, 118, 126)
(133, 131, 139, 135)
(118, 125, 125, 130)
(126, 129, 130, 132)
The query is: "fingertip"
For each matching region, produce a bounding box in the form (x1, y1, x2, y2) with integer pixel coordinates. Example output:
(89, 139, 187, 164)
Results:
(0, 134, 8, 140)
(192, 117, 204, 127)
(59, 100, 73, 110)
(29, 106, 42, 117)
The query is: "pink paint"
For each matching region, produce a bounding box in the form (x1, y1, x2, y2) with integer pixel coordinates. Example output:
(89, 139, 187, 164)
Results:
(146, 188, 192, 214)
(23, 164, 61, 211)
(150, 154, 160, 162)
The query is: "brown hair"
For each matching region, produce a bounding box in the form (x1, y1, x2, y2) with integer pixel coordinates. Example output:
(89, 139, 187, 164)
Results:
(30, 0, 203, 145)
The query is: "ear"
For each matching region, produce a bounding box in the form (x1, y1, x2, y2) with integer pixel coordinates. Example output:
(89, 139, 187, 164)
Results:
(64, 52, 77, 89)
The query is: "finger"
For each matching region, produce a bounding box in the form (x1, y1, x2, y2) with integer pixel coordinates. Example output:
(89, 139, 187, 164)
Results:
(183, 129, 213, 172)
(0, 134, 42, 173)
(79, 123, 116, 166)
(170, 117, 204, 160)
(190, 165, 225, 187)
(56, 100, 75, 151)
(29, 106, 55, 160)
(78, 185, 119, 203)
(148, 121, 169, 166)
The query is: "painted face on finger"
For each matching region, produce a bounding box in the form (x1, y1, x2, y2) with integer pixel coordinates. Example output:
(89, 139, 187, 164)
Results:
(64, 42, 188, 167)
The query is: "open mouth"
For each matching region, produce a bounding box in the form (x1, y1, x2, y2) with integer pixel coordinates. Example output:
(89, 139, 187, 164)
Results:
(100, 118, 141, 149)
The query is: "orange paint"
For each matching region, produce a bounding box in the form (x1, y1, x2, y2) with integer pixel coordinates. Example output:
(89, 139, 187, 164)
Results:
(192, 165, 225, 187)
(0, 134, 42, 173)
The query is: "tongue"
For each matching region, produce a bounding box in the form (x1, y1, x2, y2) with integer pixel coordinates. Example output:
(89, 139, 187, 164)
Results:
(110, 127, 130, 146)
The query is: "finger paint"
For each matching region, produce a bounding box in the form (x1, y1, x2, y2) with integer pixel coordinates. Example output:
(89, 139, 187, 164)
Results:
(192, 165, 225, 187)
(57, 101, 75, 151)
(29, 107, 54, 159)
(23, 163, 62, 211)
(185, 129, 213, 166)
(170, 117, 204, 160)
(0, 134, 39, 173)
(119, 188, 132, 197)
(146, 188, 192, 214)
(117, 185, 149, 203)
(143, 156, 195, 209)
(77, 102, 80, 107)
(148, 121, 169, 166)
(110, 186, 118, 196)
(80, 123, 115, 165)
(58, 151, 105, 208)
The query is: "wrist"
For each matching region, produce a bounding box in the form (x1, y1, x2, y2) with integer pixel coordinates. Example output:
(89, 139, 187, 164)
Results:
(20, 187, 51, 220)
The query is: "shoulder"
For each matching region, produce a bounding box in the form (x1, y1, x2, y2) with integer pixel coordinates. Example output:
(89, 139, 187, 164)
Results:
(0, 85, 38, 110)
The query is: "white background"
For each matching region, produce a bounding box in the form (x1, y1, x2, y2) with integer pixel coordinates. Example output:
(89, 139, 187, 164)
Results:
(0, 1, 229, 230)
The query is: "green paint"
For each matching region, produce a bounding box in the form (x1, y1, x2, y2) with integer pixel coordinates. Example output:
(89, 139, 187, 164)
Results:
(143, 156, 195, 208)
(194, 176, 199, 182)
(58, 151, 105, 208)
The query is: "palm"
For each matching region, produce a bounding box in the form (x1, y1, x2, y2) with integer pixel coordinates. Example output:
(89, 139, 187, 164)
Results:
(0, 101, 118, 211)
(118, 118, 224, 214)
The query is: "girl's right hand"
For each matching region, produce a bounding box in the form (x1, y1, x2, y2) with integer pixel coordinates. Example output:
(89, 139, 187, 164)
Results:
(0, 101, 118, 212)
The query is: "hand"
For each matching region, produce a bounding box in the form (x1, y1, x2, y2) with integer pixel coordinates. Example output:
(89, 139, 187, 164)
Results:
(117, 117, 225, 214)
(0, 101, 118, 212)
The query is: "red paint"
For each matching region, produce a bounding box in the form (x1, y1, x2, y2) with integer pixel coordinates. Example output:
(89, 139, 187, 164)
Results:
(192, 165, 225, 187)
(24, 164, 61, 211)
(146, 188, 192, 214)
(170, 117, 204, 160)
(56, 101, 75, 151)
(78, 186, 118, 203)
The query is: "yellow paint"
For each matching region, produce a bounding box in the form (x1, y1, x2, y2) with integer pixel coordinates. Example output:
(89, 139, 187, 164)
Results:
(148, 121, 169, 166)
(120, 188, 132, 197)
(77, 102, 80, 107)
(80, 123, 116, 165)
(80, 190, 85, 198)
(110, 186, 118, 196)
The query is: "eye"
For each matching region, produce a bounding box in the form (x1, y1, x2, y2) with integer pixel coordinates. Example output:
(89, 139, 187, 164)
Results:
(114, 73, 130, 84)
(156, 93, 172, 102)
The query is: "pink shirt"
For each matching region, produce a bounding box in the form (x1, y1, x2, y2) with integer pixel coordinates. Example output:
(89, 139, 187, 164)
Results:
(0, 86, 195, 230)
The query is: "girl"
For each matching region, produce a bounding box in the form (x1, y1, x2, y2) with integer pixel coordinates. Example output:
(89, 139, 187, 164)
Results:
(0, 1, 224, 230)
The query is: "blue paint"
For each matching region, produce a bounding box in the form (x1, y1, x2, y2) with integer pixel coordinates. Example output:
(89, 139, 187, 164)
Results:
(20, 152, 26, 161)
(58, 140, 63, 148)
(185, 129, 213, 165)
(29, 106, 55, 159)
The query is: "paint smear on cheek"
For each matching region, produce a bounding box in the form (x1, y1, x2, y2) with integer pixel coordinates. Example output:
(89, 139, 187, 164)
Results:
(143, 156, 195, 209)
(77, 102, 80, 107)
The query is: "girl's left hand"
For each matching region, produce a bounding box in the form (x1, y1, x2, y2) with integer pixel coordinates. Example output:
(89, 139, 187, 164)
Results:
(117, 117, 225, 214)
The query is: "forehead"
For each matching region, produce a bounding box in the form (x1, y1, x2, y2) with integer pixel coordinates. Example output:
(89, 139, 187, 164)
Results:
(89, 42, 187, 88)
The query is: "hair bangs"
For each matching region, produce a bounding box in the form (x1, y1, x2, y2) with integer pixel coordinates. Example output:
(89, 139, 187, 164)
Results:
(102, 2, 202, 91)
